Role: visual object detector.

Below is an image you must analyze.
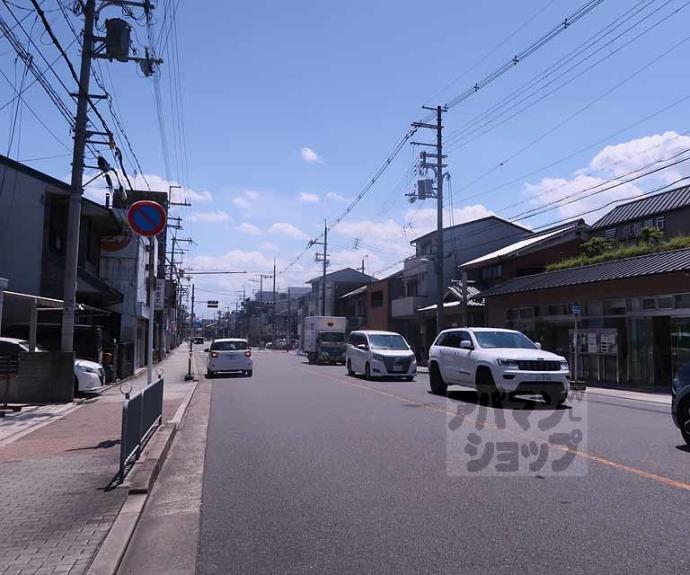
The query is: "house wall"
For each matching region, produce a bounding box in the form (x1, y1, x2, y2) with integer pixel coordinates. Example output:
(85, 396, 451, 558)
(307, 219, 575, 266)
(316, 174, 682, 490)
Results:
(485, 272, 690, 389)
(485, 273, 690, 325)
(0, 162, 53, 295)
(367, 279, 389, 330)
(468, 239, 584, 289)
(407, 219, 530, 303)
(592, 206, 690, 242)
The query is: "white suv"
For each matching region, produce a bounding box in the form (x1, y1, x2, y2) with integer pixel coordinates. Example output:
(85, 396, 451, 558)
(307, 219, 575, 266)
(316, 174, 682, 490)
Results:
(428, 328, 569, 406)
(346, 330, 417, 380)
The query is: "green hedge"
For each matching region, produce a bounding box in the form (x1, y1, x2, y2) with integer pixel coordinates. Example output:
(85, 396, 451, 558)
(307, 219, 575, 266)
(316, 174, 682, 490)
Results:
(546, 235, 690, 271)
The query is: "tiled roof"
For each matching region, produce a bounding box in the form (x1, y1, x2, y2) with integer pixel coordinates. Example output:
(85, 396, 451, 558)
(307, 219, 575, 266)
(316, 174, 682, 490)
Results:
(460, 221, 583, 268)
(479, 248, 690, 298)
(592, 186, 690, 229)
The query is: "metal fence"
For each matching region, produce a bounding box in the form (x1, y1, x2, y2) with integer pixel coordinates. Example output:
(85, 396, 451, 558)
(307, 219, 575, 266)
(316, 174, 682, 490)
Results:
(119, 377, 164, 481)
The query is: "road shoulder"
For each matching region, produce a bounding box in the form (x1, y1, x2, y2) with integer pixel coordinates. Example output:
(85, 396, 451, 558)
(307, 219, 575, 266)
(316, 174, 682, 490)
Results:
(116, 370, 211, 575)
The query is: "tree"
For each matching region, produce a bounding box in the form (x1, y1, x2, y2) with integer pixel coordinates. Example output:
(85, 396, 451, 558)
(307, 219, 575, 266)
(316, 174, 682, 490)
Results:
(641, 226, 664, 246)
(580, 236, 612, 258)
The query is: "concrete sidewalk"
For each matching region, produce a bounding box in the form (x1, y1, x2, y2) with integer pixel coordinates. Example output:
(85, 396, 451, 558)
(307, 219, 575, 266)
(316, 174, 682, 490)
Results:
(0, 347, 195, 575)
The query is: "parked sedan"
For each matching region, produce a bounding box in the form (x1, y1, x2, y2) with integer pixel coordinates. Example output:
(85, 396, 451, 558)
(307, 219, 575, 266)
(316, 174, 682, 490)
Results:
(0, 337, 106, 394)
(206, 338, 253, 378)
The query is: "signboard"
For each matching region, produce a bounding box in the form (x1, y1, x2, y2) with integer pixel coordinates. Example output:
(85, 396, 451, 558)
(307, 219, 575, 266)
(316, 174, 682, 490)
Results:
(571, 304, 581, 317)
(154, 280, 165, 310)
(127, 200, 167, 237)
(207, 300, 219, 308)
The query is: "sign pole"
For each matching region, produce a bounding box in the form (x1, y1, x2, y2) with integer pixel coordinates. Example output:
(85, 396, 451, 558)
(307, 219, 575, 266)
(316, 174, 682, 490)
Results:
(147, 236, 157, 386)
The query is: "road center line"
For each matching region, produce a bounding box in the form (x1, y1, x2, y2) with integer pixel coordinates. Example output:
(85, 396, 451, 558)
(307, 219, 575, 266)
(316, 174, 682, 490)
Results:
(301, 365, 690, 493)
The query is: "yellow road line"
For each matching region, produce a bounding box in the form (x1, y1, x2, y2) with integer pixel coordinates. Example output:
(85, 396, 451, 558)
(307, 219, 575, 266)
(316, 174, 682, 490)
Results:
(301, 365, 690, 493)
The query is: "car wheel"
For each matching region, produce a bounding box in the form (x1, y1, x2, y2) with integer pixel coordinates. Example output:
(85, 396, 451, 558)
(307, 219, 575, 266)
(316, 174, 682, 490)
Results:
(73, 376, 80, 397)
(477, 368, 501, 406)
(403, 376, 414, 382)
(678, 398, 690, 445)
(429, 363, 447, 396)
(364, 363, 372, 381)
(347, 359, 355, 376)
(206, 371, 214, 379)
(246, 370, 253, 377)
(543, 390, 568, 407)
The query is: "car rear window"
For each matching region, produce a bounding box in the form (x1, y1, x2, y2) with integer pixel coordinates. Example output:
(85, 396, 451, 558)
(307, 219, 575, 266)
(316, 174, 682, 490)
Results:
(211, 341, 248, 351)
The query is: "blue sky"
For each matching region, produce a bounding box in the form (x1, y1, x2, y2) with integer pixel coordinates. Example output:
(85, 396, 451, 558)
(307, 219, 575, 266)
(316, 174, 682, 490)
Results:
(2, 0, 690, 316)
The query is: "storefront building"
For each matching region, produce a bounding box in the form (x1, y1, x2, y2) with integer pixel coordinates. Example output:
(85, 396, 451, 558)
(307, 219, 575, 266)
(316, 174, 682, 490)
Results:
(480, 248, 690, 390)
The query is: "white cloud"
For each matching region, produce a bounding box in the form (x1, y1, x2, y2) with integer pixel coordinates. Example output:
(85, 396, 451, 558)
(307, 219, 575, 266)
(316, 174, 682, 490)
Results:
(260, 241, 278, 250)
(189, 210, 232, 223)
(236, 222, 262, 235)
(83, 173, 214, 204)
(326, 192, 347, 202)
(269, 222, 309, 239)
(232, 197, 251, 209)
(232, 189, 261, 210)
(300, 147, 322, 164)
(299, 192, 320, 203)
(523, 131, 690, 224)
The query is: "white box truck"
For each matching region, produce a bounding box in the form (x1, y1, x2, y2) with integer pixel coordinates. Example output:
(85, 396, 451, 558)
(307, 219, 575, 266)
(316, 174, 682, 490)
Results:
(303, 316, 347, 364)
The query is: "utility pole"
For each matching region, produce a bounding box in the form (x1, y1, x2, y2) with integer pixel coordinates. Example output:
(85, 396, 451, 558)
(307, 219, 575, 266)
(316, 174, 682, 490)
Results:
(309, 220, 330, 316)
(59, 0, 162, 353)
(272, 258, 277, 348)
(411, 105, 447, 335)
(60, 0, 95, 352)
(185, 282, 195, 380)
(286, 287, 291, 344)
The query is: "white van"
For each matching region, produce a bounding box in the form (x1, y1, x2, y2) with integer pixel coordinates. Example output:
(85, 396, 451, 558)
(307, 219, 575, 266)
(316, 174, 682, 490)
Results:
(346, 330, 416, 380)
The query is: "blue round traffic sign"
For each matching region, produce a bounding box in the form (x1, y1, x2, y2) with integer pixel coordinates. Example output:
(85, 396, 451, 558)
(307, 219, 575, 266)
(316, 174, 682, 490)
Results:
(127, 200, 167, 237)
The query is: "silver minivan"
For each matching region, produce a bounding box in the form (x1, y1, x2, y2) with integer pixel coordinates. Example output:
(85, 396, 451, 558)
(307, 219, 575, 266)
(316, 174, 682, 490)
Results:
(346, 330, 416, 380)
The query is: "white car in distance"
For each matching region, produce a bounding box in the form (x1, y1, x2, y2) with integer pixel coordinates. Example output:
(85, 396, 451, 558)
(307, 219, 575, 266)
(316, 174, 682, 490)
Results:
(428, 328, 570, 406)
(206, 338, 253, 378)
(346, 330, 417, 380)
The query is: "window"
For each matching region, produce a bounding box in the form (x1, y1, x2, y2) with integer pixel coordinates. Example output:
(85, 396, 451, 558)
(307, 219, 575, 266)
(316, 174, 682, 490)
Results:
(459, 331, 473, 346)
(405, 279, 418, 297)
(642, 298, 656, 310)
(474, 331, 537, 350)
(481, 264, 502, 282)
(621, 225, 631, 240)
(603, 299, 627, 315)
(318, 332, 345, 343)
(211, 340, 247, 351)
(440, 332, 462, 348)
(659, 296, 674, 309)
(370, 291, 383, 308)
(368, 334, 408, 350)
(602, 228, 616, 240)
(675, 294, 690, 309)
(655, 215, 665, 230)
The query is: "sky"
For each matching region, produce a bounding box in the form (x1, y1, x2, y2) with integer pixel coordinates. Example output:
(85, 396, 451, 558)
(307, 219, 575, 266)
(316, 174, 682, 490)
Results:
(2, 0, 690, 317)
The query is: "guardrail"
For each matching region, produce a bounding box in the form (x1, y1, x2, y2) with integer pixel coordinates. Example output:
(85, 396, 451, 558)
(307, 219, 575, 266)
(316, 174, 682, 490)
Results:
(119, 377, 164, 481)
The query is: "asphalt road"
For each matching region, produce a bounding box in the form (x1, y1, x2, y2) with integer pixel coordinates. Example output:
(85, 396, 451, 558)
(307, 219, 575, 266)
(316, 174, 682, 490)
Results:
(197, 350, 690, 575)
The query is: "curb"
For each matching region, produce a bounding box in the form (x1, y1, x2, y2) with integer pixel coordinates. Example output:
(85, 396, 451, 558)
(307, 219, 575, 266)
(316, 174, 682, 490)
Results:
(86, 359, 201, 575)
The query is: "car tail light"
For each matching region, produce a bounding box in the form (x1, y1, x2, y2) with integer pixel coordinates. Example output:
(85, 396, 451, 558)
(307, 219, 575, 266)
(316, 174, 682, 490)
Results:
(245, 350, 252, 358)
(210, 352, 219, 358)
